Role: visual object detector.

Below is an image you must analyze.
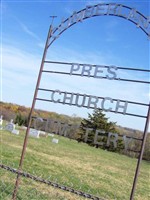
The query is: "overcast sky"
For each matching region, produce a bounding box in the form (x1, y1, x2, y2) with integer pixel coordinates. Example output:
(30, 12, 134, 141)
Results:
(1, 0, 150, 131)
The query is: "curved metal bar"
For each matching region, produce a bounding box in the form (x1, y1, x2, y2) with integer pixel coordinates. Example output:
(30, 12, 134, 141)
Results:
(47, 3, 150, 48)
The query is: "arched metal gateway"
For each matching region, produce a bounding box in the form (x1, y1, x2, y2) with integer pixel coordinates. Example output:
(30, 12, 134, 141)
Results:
(12, 3, 150, 200)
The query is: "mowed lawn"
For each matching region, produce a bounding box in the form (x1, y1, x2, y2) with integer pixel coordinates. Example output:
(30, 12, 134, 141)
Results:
(1, 129, 150, 200)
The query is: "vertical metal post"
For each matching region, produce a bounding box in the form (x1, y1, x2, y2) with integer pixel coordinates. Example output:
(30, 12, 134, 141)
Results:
(130, 102, 150, 200)
(12, 25, 53, 200)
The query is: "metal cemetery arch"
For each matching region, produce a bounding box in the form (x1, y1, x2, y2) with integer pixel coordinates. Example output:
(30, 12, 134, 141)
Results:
(12, 3, 150, 200)
(48, 3, 150, 46)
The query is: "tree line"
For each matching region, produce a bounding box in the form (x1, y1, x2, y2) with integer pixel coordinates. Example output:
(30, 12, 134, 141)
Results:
(1, 101, 149, 161)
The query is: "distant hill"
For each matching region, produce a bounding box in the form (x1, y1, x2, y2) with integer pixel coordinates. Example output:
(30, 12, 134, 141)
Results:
(0, 101, 82, 125)
(1, 101, 149, 160)
(0, 101, 147, 135)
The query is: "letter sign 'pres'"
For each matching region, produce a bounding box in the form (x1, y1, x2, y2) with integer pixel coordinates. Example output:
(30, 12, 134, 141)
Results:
(12, 3, 150, 200)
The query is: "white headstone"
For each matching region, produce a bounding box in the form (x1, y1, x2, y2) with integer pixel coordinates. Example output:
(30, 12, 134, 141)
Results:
(48, 133, 54, 137)
(29, 128, 40, 138)
(5, 123, 15, 132)
(40, 131, 46, 135)
(12, 129, 19, 135)
(52, 138, 59, 144)
(0, 115, 3, 125)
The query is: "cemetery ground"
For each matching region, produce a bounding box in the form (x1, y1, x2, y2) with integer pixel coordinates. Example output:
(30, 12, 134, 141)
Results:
(1, 127, 150, 200)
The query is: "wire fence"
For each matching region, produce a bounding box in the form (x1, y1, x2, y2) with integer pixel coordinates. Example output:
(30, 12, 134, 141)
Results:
(1, 127, 150, 200)
(1, 128, 109, 200)
(0, 164, 102, 200)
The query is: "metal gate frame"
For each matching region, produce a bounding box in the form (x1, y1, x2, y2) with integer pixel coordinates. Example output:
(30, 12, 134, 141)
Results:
(11, 3, 150, 200)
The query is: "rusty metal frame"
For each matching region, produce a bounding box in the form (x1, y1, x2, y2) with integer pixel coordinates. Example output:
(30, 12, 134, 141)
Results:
(12, 24, 53, 200)
(130, 103, 150, 200)
(12, 3, 150, 200)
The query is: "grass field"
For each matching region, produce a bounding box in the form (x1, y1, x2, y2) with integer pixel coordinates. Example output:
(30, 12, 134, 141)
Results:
(1, 128, 150, 200)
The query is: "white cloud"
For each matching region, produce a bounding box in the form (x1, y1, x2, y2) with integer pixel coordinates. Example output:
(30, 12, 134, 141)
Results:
(13, 17, 44, 49)
(3, 45, 41, 73)
(19, 21, 40, 41)
(2, 45, 41, 105)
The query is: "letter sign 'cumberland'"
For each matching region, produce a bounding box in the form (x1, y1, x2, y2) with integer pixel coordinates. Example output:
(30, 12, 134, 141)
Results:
(49, 3, 150, 46)
(13, 3, 150, 200)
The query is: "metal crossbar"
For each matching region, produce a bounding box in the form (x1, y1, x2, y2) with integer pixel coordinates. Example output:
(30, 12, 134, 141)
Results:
(35, 97, 147, 119)
(44, 61, 150, 72)
(43, 60, 150, 84)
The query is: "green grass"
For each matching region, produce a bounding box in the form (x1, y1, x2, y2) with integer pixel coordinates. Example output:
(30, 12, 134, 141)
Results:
(1, 129, 150, 200)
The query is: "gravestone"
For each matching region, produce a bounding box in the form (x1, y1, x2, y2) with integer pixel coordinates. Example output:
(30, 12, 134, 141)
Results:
(12, 129, 19, 135)
(29, 128, 40, 138)
(5, 119, 20, 135)
(40, 131, 46, 135)
(5, 122, 15, 132)
(40, 131, 47, 137)
(48, 133, 54, 137)
(52, 138, 59, 144)
(0, 115, 3, 125)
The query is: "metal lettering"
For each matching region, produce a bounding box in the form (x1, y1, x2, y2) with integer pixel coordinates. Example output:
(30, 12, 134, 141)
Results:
(95, 4, 105, 15)
(84, 6, 94, 18)
(32, 116, 140, 152)
(45, 118, 54, 132)
(117, 5, 125, 17)
(55, 122, 69, 137)
(137, 15, 146, 28)
(70, 63, 80, 74)
(94, 130, 105, 145)
(75, 94, 86, 107)
(34, 117, 44, 130)
(84, 128, 93, 142)
(143, 16, 150, 29)
(51, 90, 61, 103)
(101, 97, 113, 112)
(63, 92, 73, 105)
(123, 135, 133, 151)
(106, 66, 117, 80)
(115, 100, 128, 114)
(127, 8, 137, 20)
(57, 19, 66, 33)
(81, 65, 92, 77)
(87, 96, 99, 109)
(71, 11, 85, 23)
(94, 66, 103, 78)
(107, 132, 118, 148)
(67, 16, 72, 28)
(107, 4, 118, 15)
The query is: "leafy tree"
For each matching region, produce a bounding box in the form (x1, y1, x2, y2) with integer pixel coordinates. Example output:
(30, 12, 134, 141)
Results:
(15, 113, 28, 126)
(76, 109, 117, 149)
